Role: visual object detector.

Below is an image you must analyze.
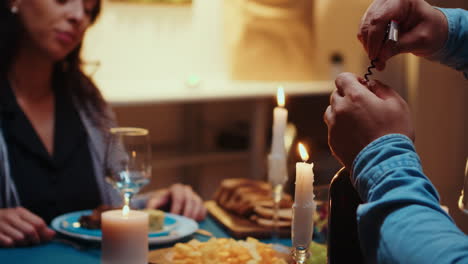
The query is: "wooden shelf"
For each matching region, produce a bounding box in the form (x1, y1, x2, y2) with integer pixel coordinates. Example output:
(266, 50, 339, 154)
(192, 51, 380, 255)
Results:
(82, 1, 333, 106)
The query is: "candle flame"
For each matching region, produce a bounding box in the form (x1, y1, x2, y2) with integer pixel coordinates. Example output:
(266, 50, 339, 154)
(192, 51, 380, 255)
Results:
(122, 204, 130, 216)
(277, 86, 285, 107)
(298, 142, 309, 162)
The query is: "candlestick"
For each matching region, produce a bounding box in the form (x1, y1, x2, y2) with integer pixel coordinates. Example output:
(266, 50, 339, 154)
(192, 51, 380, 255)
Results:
(268, 153, 287, 241)
(268, 87, 288, 241)
(102, 206, 149, 264)
(292, 143, 315, 261)
(271, 183, 284, 242)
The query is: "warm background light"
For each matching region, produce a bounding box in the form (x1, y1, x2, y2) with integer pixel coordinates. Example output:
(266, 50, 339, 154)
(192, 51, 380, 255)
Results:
(298, 142, 309, 162)
(277, 86, 285, 107)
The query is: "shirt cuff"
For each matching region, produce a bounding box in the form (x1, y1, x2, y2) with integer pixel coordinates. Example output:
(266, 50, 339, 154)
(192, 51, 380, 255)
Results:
(351, 134, 421, 201)
(428, 8, 468, 77)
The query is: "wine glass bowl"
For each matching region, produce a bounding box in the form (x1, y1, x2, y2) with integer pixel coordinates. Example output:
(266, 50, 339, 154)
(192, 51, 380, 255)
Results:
(105, 127, 151, 208)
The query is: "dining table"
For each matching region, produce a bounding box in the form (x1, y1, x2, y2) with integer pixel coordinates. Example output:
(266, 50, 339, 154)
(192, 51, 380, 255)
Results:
(0, 215, 293, 264)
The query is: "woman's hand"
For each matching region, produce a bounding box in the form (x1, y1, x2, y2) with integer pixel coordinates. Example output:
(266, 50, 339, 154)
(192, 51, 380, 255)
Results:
(0, 207, 56, 247)
(358, 0, 448, 70)
(324, 73, 414, 169)
(146, 183, 207, 221)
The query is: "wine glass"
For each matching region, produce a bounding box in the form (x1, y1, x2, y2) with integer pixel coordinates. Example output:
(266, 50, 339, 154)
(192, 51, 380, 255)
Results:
(105, 127, 152, 209)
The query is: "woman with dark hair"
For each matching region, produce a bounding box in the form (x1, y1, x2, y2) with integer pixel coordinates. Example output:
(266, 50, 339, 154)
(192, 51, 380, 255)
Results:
(0, 0, 206, 247)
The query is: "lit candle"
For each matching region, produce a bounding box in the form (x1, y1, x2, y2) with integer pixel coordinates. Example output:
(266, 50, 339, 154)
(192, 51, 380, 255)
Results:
(101, 206, 149, 264)
(268, 87, 288, 186)
(271, 86, 288, 157)
(292, 143, 316, 250)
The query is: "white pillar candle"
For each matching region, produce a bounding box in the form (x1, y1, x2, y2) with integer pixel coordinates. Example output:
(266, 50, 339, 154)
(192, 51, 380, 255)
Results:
(292, 143, 316, 249)
(101, 207, 149, 264)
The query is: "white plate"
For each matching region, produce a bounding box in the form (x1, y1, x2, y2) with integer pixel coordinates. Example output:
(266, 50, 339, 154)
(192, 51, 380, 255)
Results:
(51, 210, 198, 245)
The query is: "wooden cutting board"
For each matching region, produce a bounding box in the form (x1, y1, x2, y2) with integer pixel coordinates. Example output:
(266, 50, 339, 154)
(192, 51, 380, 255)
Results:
(205, 200, 291, 239)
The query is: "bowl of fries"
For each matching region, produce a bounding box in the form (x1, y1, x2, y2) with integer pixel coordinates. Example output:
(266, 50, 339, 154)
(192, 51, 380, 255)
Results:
(149, 237, 290, 264)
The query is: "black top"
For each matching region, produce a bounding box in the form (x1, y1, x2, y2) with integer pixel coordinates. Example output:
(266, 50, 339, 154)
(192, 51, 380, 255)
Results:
(0, 74, 101, 224)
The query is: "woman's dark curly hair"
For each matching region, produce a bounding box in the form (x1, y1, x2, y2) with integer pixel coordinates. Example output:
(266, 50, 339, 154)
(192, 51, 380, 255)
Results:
(0, 0, 110, 127)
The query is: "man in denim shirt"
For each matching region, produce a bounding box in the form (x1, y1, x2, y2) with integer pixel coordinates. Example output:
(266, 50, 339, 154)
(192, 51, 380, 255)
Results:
(324, 0, 468, 263)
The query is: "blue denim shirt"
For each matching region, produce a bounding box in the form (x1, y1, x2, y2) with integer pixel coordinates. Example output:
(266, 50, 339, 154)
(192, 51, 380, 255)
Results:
(430, 8, 468, 79)
(352, 134, 468, 264)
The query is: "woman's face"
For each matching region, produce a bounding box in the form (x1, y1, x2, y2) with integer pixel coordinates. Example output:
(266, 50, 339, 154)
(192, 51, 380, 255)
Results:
(14, 0, 97, 61)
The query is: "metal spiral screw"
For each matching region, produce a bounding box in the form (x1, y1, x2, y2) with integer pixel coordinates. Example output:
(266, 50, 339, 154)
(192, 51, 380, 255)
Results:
(364, 59, 378, 82)
(363, 21, 399, 82)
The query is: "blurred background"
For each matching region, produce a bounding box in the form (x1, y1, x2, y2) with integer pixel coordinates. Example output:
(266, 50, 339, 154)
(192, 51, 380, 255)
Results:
(81, 0, 467, 233)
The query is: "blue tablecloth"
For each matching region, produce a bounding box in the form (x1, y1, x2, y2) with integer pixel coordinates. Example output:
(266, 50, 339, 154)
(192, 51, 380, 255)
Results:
(0, 216, 292, 264)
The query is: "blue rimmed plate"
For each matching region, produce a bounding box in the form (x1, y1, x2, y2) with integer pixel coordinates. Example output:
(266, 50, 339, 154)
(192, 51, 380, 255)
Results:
(51, 210, 198, 245)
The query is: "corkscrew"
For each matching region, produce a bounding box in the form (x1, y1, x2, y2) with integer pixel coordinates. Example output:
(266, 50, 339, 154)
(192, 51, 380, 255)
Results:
(364, 20, 399, 82)
(364, 59, 378, 82)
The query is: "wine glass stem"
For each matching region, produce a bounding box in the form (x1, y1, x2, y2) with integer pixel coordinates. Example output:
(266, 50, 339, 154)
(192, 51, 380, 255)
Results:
(124, 192, 133, 208)
(272, 184, 283, 242)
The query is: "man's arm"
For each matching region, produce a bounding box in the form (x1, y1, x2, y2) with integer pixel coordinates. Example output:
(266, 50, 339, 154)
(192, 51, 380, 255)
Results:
(353, 134, 468, 264)
(357, 0, 468, 78)
(430, 8, 468, 78)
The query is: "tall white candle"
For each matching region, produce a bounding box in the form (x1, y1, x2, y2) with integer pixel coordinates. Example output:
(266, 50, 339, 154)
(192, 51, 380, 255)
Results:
(102, 206, 149, 264)
(292, 143, 316, 249)
(271, 86, 288, 157)
(269, 87, 288, 185)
